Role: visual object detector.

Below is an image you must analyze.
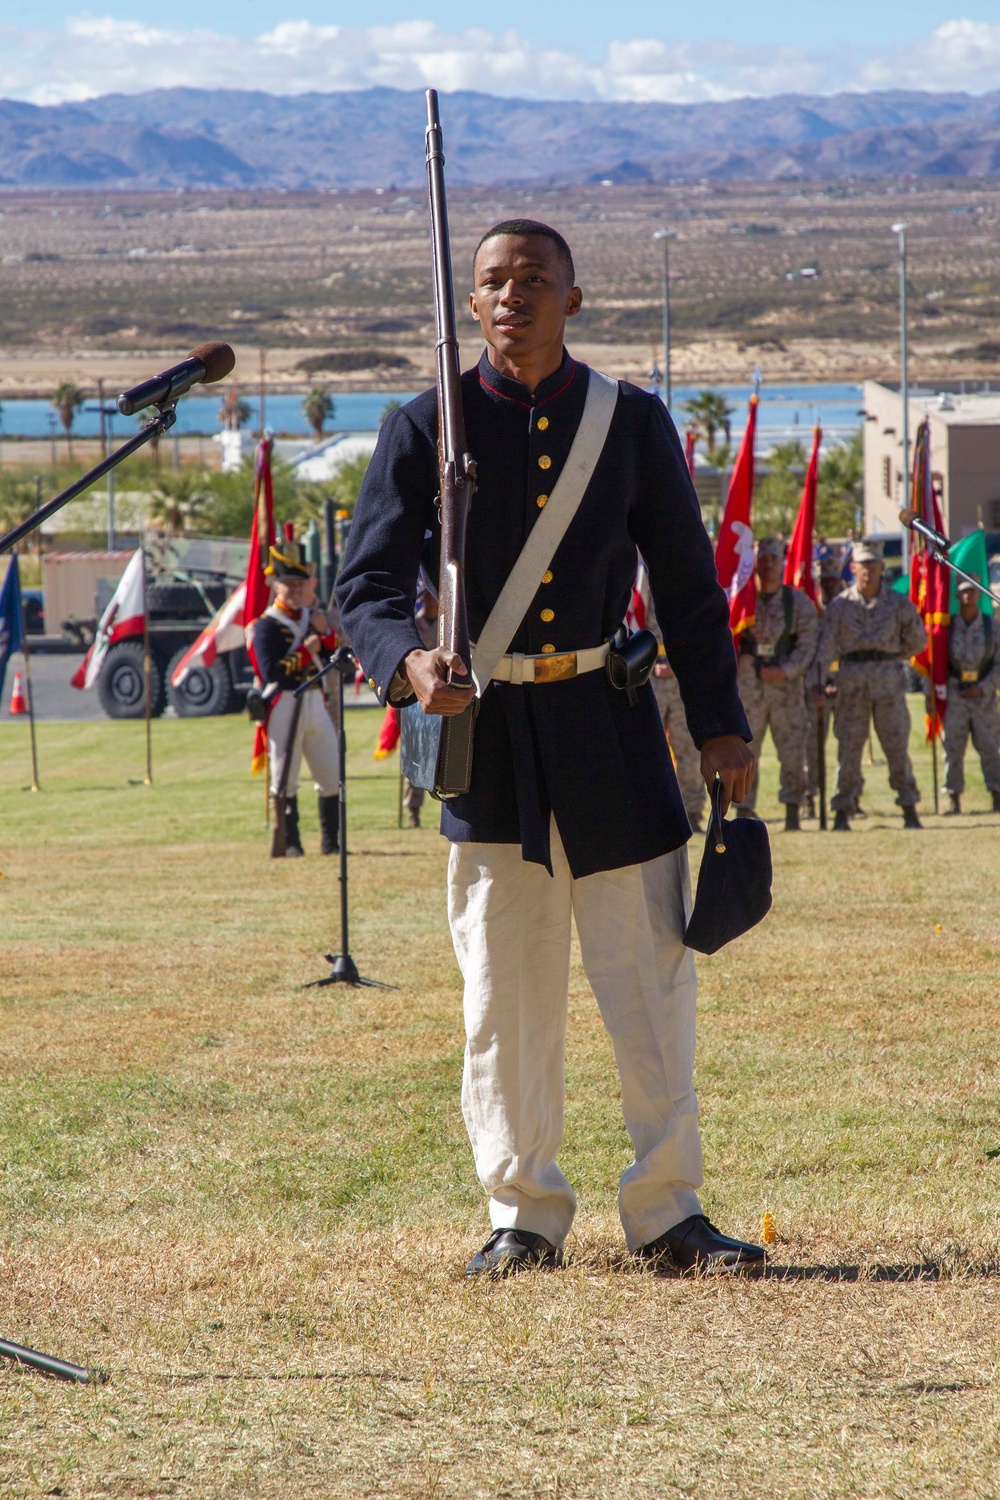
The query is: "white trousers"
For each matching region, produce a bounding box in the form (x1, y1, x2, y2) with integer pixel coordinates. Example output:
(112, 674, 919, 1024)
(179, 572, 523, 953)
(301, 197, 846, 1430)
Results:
(448, 820, 703, 1251)
(267, 689, 339, 797)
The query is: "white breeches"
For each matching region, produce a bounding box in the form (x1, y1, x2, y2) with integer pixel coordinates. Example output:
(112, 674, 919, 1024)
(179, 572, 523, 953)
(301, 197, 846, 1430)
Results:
(448, 818, 703, 1250)
(267, 689, 339, 797)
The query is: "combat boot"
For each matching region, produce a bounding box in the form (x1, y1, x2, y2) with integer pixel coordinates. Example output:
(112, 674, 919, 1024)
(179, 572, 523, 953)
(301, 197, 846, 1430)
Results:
(318, 794, 339, 855)
(284, 795, 304, 857)
(943, 793, 961, 816)
(804, 794, 816, 820)
(407, 806, 420, 828)
(833, 809, 851, 831)
(784, 803, 800, 832)
(993, 790, 1000, 813)
(902, 805, 922, 830)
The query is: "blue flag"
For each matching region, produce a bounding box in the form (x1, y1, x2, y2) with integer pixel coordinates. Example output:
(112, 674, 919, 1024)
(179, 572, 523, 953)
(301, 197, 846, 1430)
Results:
(0, 555, 24, 703)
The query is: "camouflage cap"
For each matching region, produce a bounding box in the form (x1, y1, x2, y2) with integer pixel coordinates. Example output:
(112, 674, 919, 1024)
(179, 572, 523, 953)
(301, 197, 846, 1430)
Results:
(852, 539, 884, 564)
(956, 578, 979, 594)
(755, 535, 785, 559)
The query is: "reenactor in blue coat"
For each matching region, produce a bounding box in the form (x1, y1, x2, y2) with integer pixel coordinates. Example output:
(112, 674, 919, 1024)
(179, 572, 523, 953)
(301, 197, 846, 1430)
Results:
(336, 220, 764, 1277)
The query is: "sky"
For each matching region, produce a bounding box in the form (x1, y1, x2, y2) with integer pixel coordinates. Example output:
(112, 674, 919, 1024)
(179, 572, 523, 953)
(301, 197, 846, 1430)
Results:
(2, 5, 1000, 106)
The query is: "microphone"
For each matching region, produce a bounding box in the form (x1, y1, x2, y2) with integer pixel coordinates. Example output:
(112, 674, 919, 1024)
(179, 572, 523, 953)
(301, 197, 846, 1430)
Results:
(899, 507, 950, 552)
(117, 341, 236, 416)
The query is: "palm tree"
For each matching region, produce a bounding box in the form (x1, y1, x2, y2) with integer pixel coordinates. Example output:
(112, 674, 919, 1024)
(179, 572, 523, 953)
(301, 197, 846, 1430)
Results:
(146, 473, 209, 536)
(217, 392, 253, 432)
(817, 433, 863, 536)
(303, 388, 334, 441)
(52, 382, 85, 461)
(683, 391, 733, 460)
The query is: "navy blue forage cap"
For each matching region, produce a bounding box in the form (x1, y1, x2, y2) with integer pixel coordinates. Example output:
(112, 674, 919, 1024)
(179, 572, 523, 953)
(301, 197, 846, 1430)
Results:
(683, 780, 772, 956)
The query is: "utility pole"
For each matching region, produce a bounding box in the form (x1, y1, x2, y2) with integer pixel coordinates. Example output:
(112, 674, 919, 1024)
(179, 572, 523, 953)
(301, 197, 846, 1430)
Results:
(892, 222, 910, 570)
(259, 348, 266, 439)
(653, 229, 676, 409)
(86, 395, 119, 550)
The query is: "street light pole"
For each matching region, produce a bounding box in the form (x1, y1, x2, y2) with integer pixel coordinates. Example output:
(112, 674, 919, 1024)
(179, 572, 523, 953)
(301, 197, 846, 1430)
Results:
(653, 229, 676, 409)
(892, 222, 910, 570)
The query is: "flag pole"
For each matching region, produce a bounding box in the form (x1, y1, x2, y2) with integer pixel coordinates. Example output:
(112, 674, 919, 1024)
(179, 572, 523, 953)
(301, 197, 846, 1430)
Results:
(141, 534, 153, 786)
(21, 637, 41, 792)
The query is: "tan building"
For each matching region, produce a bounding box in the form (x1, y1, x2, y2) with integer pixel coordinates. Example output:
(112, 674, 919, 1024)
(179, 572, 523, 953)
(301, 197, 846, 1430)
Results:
(863, 380, 1000, 540)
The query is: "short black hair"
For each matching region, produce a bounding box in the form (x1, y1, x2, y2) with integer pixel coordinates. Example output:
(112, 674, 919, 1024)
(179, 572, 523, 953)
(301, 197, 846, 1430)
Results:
(473, 219, 575, 285)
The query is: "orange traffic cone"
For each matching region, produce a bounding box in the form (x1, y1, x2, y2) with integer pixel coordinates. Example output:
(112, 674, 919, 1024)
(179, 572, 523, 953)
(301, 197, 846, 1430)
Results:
(9, 669, 28, 715)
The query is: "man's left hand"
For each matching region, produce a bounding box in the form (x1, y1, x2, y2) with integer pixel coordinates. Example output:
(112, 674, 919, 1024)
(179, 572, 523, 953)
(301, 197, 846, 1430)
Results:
(701, 735, 755, 814)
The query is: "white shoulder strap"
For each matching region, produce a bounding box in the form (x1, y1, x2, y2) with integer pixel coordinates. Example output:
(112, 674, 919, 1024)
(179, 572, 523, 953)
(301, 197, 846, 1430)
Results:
(470, 368, 619, 693)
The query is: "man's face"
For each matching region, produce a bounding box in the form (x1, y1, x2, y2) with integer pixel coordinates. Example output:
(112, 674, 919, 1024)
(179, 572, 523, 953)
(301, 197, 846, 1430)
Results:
(275, 577, 308, 610)
(855, 560, 883, 597)
(755, 552, 782, 593)
(820, 575, 843, 605)
(470, 234, 582, 365)
(958, 586, 979, 620)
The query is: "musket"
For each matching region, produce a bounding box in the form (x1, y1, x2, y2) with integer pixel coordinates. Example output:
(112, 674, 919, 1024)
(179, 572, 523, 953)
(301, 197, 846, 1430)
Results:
(398, 90, 478, 799)
(426, 88, 476, 684)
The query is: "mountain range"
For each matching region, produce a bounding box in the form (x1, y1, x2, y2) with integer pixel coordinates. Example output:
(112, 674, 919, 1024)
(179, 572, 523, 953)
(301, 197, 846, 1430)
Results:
(2, 86, 1000, 189)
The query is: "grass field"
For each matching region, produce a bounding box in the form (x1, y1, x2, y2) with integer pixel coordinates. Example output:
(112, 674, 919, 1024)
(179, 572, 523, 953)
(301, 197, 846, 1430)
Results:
(2, 704, 1000, 1498)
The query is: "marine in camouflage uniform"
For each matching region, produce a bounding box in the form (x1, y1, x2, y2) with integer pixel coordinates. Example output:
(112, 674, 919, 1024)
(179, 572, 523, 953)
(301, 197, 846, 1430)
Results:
(804, 553, 845, 818)
(648, 597, 706, 830)
(942, 580, 1000, 814)
(735, 536, 818, 831)
(817, 538, 927, 830)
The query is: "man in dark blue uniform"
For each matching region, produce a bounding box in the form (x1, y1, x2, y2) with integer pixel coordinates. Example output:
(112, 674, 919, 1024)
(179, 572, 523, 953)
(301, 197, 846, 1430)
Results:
(336, 220, 763, 1276)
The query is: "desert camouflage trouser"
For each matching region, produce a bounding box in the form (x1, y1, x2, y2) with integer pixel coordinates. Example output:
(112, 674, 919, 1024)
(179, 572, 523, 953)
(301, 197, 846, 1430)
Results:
(804, 686, 834, 799)
(831, 665, 920, 811)
(652, 675, 706, 821)
(943, 689, 1000, 795)
(736, 663, 807, 812)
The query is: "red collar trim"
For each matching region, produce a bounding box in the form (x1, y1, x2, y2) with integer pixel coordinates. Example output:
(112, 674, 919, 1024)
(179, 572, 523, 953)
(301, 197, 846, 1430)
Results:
(478, 359, 578, 410)
(274, 598, 303, 621)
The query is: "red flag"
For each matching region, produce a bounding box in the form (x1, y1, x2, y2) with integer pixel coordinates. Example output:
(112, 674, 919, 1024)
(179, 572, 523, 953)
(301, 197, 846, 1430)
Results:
(245, 437, 277, 775)
(684, 427, 697, 479)
(784, 424, 820, 607)
(908, 419, 949, 738)
(374, 705, 400, 759)
(714, 394, 757, 641)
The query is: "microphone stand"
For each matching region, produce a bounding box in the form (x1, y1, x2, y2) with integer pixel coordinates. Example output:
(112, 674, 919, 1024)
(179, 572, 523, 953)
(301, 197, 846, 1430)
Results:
(901, 513, 1000, 610)
(0, 407, 177, 555)
(298, 648, 396, 991)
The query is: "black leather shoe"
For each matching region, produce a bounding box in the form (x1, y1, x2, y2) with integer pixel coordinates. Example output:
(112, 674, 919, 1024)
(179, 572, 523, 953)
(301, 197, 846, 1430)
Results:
(637, 1214, 767, 1271)
(784, 803, 800, 832)
(943, 793, 961, 816)
(993, 790, 1000, 813)
(465, 1228, 562, 1279)
(833, 809, 851, 831)
(902, 805, 922, 829)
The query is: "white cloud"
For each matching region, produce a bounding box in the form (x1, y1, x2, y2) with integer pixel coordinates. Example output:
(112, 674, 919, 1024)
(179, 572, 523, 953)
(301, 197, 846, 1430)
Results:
(0, 16, 998, 108)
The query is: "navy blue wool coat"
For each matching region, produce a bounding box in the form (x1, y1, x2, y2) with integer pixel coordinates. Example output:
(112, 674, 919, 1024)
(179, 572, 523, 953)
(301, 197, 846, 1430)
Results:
(335, 349, 749, 878)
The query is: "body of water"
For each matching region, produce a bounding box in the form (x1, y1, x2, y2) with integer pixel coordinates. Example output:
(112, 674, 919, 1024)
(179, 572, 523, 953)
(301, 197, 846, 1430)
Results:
(0, 381, 864, 448)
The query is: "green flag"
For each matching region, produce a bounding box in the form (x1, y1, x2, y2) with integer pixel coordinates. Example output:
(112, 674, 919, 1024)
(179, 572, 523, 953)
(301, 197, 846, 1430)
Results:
(947, 531, 992, 615)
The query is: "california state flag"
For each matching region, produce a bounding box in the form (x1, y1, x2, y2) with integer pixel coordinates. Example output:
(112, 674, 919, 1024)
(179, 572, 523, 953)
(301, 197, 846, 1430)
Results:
(714, 394, 758, 641)
(171, 581, 247, 688)
(71, 549, 145, 689)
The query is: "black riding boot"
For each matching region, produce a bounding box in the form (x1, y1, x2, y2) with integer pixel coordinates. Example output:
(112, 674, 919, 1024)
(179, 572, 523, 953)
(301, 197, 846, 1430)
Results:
(319, 794, 340, 855)
(284, 795, 304, 857)
(784, 803, 800, 832)
(902, 805, 922, 830)
(833, 809, 851, 831)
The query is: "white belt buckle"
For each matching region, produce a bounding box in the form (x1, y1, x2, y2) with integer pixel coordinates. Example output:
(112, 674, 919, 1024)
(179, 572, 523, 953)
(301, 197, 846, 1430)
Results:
(509, 652, 526, 686)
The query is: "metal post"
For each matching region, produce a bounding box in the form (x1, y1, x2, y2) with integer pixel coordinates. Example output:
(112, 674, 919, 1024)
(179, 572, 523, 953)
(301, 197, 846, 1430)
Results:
(892, 223, 910, 571)
(96, 378, 107, 460)
(259, 348, 266, 439)
(653, 229, 676, 409)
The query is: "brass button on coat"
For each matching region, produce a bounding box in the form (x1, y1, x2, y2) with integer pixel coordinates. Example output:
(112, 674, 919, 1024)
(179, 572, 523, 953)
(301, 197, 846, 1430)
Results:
(541, 570, 553, 584)
(541, 644, 556, 653)
(538, 454, 552, 470)
(537, 416, 549, 431)
(540, 608, 555, 622)
(536, 494, 548, 508)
